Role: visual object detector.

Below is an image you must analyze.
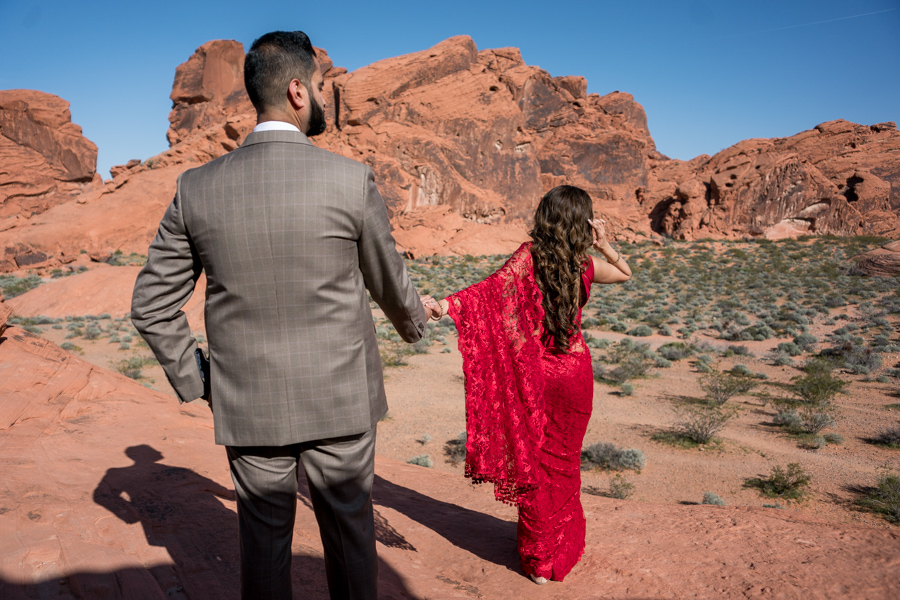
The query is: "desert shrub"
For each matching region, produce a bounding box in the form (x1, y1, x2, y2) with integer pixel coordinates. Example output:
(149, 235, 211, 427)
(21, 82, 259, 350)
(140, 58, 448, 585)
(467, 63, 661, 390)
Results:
(607, 474, 635, 499)
(726, 344, 753, 357)
(790, 363, 847, 406)
(444, 432, 467, 465)
(657, 324, 673, 336)
(769, 351, 794, 366)
(699, 363, 757, 406)
(826, 340, 883, 374)
(730, 364, 752, 377)
(823, 432, 844, 444)
(581, 442, 646, 472)
(776, 342, 803, 356)
(0, 274, 42, 299)
(407, 454, 433, 468)
(774, 409, 803, 430)
(83, 326, 103, 340)
(621, 382, 635, 396)
(627, 324, 653, 337)
(675, 405, 735, 443)
(799, 434, 827, 450)
(114, 356, 146, 380)
(797, 403, 837, 434)
(59, 342, 83, 355)
(744, 463, 811, 501)
(592, 362, 607, 382)
(702, 491, 726, 506)
(658, 342, 693, 361)
(857, 473, 900, 524)
(871, 426, 900, 448)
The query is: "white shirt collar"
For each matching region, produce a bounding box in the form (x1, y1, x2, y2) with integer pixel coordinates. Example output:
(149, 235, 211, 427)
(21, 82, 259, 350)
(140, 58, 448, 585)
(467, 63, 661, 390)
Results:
(252, 121, 302, 133)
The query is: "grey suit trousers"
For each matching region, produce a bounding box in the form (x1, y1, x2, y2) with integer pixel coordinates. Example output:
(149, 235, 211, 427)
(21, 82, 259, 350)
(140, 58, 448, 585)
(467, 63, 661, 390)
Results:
(226, 428, 377, 600)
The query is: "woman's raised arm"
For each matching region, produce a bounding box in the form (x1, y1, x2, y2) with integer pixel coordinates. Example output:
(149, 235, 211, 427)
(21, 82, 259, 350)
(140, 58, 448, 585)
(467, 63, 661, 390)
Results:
(589, 218, 632, 284)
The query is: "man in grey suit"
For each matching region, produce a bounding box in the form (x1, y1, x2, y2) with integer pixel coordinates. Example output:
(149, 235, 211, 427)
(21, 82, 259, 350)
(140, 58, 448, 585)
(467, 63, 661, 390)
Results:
(132, 30, 432, 600)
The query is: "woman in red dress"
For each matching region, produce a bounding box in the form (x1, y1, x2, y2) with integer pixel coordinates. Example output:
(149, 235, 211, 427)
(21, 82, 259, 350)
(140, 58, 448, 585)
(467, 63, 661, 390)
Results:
(424, 185, 632, 584)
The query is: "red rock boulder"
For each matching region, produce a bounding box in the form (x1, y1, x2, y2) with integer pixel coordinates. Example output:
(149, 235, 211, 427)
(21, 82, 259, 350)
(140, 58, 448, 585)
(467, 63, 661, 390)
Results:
(0, 90, 99, 220)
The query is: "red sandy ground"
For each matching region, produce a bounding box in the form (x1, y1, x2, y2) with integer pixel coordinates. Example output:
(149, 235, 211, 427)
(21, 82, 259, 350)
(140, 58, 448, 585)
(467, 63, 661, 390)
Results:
(2, 267, 899, 599)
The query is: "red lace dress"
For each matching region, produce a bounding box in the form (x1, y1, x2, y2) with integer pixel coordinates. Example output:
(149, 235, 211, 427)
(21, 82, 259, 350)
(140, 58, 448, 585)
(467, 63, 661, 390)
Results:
(448, 242, 594, 582)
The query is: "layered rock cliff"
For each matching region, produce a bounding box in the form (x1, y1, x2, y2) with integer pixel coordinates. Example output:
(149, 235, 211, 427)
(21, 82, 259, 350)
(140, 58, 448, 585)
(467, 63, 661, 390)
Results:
(0, 36, 896, 272)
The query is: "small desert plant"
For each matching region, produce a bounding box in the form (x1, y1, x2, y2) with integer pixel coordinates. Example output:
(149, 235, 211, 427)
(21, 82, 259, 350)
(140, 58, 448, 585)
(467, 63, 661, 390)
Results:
(857, 473, 900, 524)
(407, 454, 433, 468)
(702, 491, 726, 506)
(607, 474, 635, 499)
(114, 356, 146, 380)
(621, 382, 635, 396)
(657, 342, 693, 361)
(443, 432, 467, 465)
(581, 442, 646, 472)
(627, 324, 653, 337)
(416, 434, 431, 446)
(744, 463, 811, 501)
(790, 361, 847, 406)
(870, 426, 900, 448)
(674, 405, 736, 444)
(699, 363, 756, 406)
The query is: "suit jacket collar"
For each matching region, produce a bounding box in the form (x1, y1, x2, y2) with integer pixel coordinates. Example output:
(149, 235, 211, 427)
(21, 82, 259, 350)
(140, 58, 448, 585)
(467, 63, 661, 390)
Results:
(241, 129, 313, 148)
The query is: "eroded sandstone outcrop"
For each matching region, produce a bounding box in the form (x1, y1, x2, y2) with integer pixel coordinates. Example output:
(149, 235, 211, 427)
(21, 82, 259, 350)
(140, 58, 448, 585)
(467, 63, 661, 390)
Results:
(0, 90, 100, 221)
(645, 120, 900, 240)
(850, 239, 900, 276)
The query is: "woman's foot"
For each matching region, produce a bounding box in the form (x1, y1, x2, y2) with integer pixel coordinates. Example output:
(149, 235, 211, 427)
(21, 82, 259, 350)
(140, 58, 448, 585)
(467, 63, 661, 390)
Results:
(530, 574, 548, 585)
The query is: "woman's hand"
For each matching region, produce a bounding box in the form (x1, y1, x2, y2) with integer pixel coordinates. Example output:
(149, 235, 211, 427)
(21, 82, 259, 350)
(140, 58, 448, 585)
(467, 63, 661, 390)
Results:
(420, 295, 440, 320)
(589, 218, 611, 250)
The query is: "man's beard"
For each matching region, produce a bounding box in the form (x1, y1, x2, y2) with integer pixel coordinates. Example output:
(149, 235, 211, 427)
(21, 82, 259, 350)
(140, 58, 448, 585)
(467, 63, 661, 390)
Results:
(306, 89, 327, 137)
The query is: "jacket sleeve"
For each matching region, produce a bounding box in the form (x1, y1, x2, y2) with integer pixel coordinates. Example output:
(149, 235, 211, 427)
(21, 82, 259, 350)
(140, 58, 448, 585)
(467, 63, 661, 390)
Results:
(130, 179, 205, 403)
(357, 167, 427, 343)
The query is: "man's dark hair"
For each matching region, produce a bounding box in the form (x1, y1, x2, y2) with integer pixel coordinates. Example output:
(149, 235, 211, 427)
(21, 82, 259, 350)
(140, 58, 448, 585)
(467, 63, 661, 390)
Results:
(244, 31, 318, 113)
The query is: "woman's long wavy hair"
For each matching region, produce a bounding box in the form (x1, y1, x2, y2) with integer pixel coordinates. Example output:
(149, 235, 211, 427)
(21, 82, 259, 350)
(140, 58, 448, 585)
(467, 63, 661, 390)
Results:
(530, 185, 594, 352)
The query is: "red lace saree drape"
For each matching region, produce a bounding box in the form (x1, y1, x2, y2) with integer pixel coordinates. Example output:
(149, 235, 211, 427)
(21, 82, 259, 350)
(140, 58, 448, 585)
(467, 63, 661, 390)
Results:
(448, 242, 594, 581)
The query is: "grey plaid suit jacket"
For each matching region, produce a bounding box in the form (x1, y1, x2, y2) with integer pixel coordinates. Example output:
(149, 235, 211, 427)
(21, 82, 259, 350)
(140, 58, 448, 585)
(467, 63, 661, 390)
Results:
(131, 130, 426, 446)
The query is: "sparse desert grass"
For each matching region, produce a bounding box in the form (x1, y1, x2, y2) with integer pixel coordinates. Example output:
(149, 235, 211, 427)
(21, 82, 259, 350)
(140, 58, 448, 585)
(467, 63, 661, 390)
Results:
(744, 463, 811, 502)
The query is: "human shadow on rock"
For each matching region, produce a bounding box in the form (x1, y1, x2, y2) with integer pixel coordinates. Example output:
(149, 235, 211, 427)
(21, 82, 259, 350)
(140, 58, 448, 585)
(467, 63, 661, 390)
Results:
(86, 446, 416, 600)
(92, 444, 240, 599)
(371, 473, 520, 570)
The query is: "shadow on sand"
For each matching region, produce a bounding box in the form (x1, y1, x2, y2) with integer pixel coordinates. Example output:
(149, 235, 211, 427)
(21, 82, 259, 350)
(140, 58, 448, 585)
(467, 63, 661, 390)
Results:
(1, 445, 414, 600)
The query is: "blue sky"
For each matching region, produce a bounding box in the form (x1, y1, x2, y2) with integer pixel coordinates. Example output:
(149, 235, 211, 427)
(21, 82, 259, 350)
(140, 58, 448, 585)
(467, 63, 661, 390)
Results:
(2, 0, 898, 177)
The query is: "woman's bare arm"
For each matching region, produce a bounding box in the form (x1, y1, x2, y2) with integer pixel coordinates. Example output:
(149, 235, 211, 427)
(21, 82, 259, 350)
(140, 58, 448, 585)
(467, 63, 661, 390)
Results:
(589, 219, 632, 284)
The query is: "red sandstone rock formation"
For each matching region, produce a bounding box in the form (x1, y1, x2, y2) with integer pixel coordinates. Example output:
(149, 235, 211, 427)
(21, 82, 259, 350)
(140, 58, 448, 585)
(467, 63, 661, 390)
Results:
(850, 239, 900, 276)
(1, 37, 898, 272)
(645, 120, 900, 240)
(0, 298, 11, 336)
(0, 90, 100, 223)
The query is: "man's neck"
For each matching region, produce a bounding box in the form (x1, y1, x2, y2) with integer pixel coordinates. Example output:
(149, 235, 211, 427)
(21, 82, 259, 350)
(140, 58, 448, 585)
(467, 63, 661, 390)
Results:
(256, 109, 303, 132)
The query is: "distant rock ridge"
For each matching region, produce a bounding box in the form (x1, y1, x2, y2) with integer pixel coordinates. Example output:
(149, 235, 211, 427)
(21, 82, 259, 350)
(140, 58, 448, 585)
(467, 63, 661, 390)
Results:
(0, 37, 897, 271)
(646, 119, 900, 240)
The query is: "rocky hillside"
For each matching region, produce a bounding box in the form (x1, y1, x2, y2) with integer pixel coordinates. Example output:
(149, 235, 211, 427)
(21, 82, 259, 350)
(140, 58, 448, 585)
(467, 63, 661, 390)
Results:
(0, 37, 897, 272)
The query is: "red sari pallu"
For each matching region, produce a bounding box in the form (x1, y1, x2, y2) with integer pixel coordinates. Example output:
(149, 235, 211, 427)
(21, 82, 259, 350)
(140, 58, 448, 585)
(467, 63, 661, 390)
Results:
(448, 242, 594, 581)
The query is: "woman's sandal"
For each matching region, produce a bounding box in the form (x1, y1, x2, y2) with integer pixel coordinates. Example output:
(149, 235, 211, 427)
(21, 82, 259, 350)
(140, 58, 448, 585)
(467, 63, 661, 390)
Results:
(530, 574, 548, 585)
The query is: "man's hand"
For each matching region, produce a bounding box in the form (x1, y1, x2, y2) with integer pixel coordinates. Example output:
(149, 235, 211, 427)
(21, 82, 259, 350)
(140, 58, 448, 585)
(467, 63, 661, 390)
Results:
(420, 295, 441, 320)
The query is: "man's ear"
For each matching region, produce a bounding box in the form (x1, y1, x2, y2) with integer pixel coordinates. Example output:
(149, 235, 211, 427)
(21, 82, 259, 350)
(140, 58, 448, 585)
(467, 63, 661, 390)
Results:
(287, 79, 308, 110)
